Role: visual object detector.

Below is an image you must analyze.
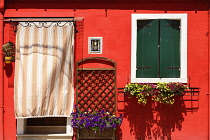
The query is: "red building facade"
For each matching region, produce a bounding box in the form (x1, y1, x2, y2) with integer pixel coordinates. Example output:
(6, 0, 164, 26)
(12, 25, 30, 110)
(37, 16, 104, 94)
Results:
(0, 0, 210, 140)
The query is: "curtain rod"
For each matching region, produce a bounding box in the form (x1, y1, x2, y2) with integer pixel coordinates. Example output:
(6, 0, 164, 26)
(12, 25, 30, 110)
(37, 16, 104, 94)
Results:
(4, 17, 84, 22)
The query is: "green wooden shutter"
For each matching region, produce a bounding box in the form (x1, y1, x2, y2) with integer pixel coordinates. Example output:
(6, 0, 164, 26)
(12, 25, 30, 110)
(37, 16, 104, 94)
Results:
(160, 19, 180, 78)
(136, 20, 159, 78)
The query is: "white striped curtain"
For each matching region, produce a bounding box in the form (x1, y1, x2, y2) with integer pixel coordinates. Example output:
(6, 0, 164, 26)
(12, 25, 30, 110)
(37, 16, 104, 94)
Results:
(14, 22, 74, 118)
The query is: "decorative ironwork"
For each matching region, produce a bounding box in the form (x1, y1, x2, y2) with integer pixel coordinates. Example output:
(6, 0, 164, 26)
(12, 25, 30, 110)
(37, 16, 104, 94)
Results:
(18, 21, 73, 28)
(5, 18, 83, 32)
(183, 87, 200, 112)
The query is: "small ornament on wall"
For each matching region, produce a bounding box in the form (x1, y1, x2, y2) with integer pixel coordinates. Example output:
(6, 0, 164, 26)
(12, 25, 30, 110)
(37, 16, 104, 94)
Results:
(88, 37, 102, 54)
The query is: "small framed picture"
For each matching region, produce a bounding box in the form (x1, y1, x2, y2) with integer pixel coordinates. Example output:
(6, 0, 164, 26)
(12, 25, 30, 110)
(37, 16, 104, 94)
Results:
(88, 37, 102, 54)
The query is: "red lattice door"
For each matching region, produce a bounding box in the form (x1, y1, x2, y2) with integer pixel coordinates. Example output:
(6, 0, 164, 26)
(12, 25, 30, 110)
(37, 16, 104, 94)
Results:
(76, 57, 116, 114)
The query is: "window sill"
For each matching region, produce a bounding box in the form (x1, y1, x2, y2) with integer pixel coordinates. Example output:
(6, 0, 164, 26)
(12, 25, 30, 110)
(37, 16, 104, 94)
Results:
(131, 78, 187, 83)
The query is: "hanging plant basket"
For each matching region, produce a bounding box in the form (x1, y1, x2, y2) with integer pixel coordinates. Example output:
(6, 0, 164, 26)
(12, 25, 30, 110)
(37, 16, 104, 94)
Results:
(2, 42, 15, 64)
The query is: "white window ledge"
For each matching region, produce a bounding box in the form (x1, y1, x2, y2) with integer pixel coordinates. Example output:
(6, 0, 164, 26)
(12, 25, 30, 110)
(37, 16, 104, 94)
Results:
(131, 78, 187, 83)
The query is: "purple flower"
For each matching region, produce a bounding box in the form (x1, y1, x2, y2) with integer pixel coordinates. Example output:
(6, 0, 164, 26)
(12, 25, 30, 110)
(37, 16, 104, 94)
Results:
(71, 106, 123, 131)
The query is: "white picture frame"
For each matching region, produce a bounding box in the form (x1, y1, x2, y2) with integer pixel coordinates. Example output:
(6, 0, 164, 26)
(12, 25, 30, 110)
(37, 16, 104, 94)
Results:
(88, 37, 102, 54)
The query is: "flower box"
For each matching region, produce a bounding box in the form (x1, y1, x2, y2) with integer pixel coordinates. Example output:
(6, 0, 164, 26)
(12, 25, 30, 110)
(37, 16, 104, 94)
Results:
(71, 106, 122, 140)
(124, 82, 188, 105)
(78, 128, 115, 139)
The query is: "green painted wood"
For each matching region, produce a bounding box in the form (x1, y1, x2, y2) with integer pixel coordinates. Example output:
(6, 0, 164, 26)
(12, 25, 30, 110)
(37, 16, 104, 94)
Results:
(136, 20, 159, 78)
(160, 19, 180, 78)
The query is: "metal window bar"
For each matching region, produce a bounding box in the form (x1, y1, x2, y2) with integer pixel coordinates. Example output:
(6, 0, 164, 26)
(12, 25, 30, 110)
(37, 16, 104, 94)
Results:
(183, 87, 200, 112)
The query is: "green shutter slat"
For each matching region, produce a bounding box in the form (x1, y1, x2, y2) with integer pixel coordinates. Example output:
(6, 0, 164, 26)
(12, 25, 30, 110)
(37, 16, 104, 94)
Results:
(160, 19, 180, 78)
(136, 20, 159, 78)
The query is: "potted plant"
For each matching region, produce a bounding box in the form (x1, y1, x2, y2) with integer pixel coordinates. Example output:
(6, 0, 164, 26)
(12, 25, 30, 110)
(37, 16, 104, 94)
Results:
(2, 42, 15, 64)
(124, 82, 188, 105)
(71, 106, 123, 138)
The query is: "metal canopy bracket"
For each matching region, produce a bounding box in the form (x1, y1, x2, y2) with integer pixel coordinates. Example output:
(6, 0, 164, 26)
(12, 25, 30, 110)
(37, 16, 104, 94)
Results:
(18, 22, 74, 28)
(4, 17, 84, 32)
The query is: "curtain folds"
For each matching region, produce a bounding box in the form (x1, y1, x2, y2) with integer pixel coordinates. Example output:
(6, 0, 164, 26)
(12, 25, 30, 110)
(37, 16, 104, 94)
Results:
(14, 22, 74, 118)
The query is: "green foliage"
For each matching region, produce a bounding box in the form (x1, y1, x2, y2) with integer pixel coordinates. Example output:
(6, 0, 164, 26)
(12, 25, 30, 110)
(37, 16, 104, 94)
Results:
(124, 82, 188, 105)
(124, 83, 157, 104)
(2, 42, 15, 57)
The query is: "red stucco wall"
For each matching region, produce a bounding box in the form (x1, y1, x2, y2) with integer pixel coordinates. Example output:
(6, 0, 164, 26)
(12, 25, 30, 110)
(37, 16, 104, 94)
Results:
(2, 1, 210, 140)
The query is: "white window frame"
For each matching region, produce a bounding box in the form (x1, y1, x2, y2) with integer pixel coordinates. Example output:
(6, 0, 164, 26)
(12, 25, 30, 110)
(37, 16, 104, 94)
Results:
(131, 14, 187, 83)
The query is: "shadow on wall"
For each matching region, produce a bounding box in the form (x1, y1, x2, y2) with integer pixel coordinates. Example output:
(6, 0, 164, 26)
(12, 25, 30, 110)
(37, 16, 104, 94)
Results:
(74, 20, 84, 64)
(4, 62, 15, 88)
(124, 96, 186, 140)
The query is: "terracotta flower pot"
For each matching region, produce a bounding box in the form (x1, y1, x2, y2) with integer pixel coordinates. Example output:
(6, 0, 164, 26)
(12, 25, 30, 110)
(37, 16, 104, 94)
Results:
(5, 57, 12, 64)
